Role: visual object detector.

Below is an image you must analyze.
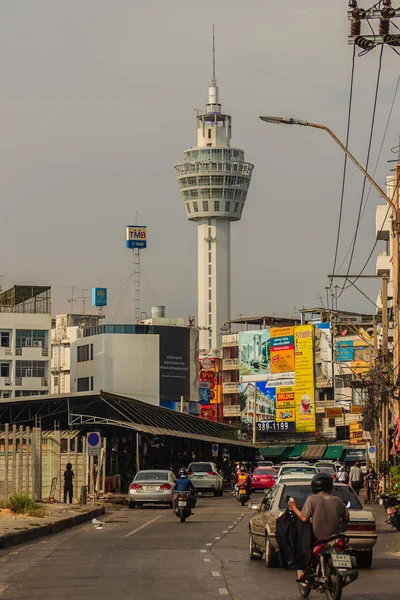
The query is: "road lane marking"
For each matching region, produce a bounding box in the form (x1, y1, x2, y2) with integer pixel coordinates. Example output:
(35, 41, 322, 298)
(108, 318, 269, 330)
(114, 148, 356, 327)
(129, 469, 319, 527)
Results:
(206, 543, 212, 546)
(212, 571, 220, 577)
(204, 558, 211, 563)
(124, 515, 162, 537)
(222, 530, 228, 533)
(215, 536, 221, 540)
(228, 525, 233, 528)
(201, 549, 207, 553)
(219, 589, 229, 595)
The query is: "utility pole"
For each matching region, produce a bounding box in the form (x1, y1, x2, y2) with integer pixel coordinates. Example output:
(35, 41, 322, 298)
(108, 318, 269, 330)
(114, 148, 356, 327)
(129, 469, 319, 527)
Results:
(381, 275, 389, 492)
(393, 162, 400, 418)
(373, 317, 380, 476)
(252, 384, 257, 445)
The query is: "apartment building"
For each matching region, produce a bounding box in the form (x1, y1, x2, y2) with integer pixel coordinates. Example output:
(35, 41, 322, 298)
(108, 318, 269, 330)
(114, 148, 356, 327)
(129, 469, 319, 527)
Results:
(0, 286, 51, 398)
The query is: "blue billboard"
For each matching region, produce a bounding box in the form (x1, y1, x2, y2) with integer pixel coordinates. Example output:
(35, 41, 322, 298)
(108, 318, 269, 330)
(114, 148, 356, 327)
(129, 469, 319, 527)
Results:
(92, 287, 107, 307)
(126, 226, 147, 249)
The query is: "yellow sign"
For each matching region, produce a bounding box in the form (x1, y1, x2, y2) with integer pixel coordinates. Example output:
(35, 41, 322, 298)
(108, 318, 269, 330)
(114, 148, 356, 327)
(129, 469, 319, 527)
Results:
(325, 407, 343, 419)
(349, 421, 363, 444)
(270, 327, 295, 373)
(294, 325, 316, 432)
(350, 405, 363, 415)
(276, 385, 296, 409)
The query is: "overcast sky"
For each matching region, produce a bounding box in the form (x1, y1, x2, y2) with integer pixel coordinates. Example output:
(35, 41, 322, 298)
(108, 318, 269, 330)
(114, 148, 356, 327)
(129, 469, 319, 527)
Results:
(1, 1, 399, 322)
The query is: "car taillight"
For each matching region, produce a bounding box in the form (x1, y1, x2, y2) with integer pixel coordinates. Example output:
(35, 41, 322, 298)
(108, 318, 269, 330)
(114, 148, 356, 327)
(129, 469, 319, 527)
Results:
(160, 483, 172, 490)
(346, 522, 376, 532)
(188, 471, 193, 476)
(129, 483, 141, 490)
(208, 471, 217, 476)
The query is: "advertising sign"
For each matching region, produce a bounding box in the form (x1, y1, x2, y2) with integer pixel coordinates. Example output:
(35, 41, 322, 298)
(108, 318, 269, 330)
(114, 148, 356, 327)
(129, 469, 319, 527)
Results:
(325, 407, 343, 419)
(91, 287, 107, 307)
(349, 421, 363, 444)
(200, 405, 216, 421)
(350, 405, 363, 415)
(238, 329, 271, 376)
(199, 382, 210, 405)
(257, 421, 295, 433)
(270, 327, 295, 373)
(239, 381, 276, 424)
(276, 385, 296, 409)
(126, 225, 147, 249)
(276, 408, 296, 422)
(294, 325, 316, 432)
(155, 327, 190, 402)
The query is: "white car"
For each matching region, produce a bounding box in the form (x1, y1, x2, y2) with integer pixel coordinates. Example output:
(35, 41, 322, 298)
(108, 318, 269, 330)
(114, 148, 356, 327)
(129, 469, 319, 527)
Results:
(277, 473, 315, 484)
(128, 469, 176, 508)
(276, 464, 318, 481)
(188, 462, 224, 496)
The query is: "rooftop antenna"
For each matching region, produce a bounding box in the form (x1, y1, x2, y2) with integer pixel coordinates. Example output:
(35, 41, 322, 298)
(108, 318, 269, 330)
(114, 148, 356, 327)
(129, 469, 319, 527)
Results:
(212, 23, 216, 85)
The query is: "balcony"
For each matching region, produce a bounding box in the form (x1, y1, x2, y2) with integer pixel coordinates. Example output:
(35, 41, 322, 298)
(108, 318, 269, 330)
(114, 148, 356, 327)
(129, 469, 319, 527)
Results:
(223, 358, 239, 370)
(376, 253, 391, 277)
(376, 205, 391, 241)
(221, 333, 238, 348)
(0, 347, 13, 359)
(14, 376, 49, 390)
(223, 382, 240, 394)
(15, 346, 49, 359)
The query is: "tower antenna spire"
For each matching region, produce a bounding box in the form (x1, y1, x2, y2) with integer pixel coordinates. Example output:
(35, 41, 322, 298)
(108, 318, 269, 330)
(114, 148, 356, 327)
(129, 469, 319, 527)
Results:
(212, 23, 216, 84)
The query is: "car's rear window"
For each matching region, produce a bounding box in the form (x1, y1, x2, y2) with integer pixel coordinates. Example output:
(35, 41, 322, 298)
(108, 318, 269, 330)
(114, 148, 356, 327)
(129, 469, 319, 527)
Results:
(135, 471, 168, 481)
(317, 465, 336, 474)
(254, 469, 274, 476)
(281, 466, 316, 474)
(278, 484, 363, 510)
(190, 463, 212, 473)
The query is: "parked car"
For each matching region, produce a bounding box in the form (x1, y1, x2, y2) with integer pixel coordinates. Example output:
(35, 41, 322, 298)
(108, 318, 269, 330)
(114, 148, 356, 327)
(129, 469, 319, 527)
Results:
(251, 467, 277, 491)
(248, 481, 377, 569)
(128, 469, 176, 508)
(315, 463, 337, 480)
(188, 461, 224, 496)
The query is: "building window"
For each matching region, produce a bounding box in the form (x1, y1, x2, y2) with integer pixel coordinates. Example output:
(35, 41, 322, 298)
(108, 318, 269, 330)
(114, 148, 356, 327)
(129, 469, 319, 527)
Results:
(90, 376, 94, 391)
(208, 128, 211, 139)
(186, 203, 191, 214)
(0, 363, 10, 377)
(209, 277, 212, 287)
(203, 201, 209, 211)
(16, 330, 47, 348)
(0, 332, 10, 347)
(234, 202, 239, 212)
(77, 345, 90, 362)
(16, 361, 46, 378)
(214, 201, 220, 211)
(209, 302, 212, 312)
(209, 290, 212, 300)
(53, 376, 59, 387)
(208, 252, 212, 263)
(225, 201, 230, 212)
(90, 344, 94, 360)
(77, 377, 90, 392)
(209, 313, 212, 325)
(193, 201, 198, 212)
(329, 418, 336, 428)
(208, 265, 211, 275)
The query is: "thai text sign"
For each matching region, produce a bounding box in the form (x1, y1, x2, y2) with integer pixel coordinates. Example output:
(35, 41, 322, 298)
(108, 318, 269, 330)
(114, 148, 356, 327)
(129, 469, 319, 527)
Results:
(270, 327, 295, 373)
(325, 407, 343, 419)
(294, 325, 316, 432)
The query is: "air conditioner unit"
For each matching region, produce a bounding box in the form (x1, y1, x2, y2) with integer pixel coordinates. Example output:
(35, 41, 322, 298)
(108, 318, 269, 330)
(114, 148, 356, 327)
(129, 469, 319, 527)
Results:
(33, 341, 42, 347)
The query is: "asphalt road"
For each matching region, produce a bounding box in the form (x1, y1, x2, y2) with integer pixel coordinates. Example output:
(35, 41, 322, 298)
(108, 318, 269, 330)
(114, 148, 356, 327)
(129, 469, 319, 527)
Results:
(0, 493, 399, 600)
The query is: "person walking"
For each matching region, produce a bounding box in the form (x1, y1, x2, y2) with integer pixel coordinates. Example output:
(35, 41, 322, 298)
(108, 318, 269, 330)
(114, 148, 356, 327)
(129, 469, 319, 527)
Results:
(337, 465, 349, 484)
(64, 463, 74, 504)
(365, 466, 377, 503)
(349, 461, 362, 496)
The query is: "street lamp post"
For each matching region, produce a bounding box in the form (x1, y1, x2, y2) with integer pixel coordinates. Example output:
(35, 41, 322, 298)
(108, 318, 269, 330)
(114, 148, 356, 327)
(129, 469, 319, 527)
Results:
(260, 115, 399, 482)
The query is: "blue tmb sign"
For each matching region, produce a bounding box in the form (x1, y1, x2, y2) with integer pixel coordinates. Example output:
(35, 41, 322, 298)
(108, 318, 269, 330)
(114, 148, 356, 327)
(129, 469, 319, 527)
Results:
(126, 226, 147, 249)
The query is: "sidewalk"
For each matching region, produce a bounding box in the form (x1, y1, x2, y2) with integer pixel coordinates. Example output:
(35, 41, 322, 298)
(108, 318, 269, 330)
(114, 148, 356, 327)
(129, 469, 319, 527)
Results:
(0, 503, 105, 550)
(360, 489, 400, 558)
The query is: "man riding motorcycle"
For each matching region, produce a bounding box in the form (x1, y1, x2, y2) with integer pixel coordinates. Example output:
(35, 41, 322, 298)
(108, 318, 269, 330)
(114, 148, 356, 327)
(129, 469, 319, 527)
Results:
(289, 472, 350, 581)
(236, 466, 252, 498)
(173, 468, 196, 511)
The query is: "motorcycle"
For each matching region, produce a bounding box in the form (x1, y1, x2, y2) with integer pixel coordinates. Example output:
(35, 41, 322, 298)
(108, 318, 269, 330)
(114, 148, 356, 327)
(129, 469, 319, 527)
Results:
(297, 534, 358, 600)
(381, 495, 400, 531)
(174, 491, 193, 523)
(237, 484, 249, 506)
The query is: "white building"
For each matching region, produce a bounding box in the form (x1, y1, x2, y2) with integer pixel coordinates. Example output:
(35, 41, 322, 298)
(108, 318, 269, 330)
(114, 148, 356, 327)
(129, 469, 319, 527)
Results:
(174, 36, 254, 353)
(51, 313, 104, 394)
(70, 323, 199, 410)
(0, 286, 51, 398)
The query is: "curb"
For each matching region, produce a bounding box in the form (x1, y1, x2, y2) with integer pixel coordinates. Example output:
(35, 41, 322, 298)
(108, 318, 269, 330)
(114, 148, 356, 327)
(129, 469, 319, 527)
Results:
(0, 506, 105, 550)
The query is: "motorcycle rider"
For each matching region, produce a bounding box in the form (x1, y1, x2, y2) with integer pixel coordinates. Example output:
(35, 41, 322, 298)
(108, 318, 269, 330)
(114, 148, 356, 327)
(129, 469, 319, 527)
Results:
(173, 468, 196, 511)
(289, 472, 350, 581)
(236, 465, 252, 498)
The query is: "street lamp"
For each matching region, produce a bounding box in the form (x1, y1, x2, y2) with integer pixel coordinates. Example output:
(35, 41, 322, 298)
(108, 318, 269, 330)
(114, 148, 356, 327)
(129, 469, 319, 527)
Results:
(260, 114, 399, 490)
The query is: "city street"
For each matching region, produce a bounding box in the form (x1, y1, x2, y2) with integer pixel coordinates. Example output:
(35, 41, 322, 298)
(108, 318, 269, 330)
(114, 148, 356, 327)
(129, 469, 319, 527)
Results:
(0, 494, 399, 600)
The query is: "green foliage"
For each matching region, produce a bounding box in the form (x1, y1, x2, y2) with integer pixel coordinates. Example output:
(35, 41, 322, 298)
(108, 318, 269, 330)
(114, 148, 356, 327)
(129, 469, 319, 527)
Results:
(389, 466, 400, 506)
(5, 493, 46, 517)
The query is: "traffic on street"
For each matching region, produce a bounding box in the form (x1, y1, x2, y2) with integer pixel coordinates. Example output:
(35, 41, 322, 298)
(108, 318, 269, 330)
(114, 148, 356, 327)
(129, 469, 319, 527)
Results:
(0, 465, 398, 600)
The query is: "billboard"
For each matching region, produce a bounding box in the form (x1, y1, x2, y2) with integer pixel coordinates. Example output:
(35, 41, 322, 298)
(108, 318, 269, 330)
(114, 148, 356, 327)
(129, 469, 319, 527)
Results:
(91, 287, 107, 307)
(154, 327, 190, 402)
(126, 225, 147, 249)
(336, 335, 372, 375)
(294, 325, 316, 432)
(238, 329, 271, 376)
(270, 327, 295, 373)
(239, 381, 276, 424)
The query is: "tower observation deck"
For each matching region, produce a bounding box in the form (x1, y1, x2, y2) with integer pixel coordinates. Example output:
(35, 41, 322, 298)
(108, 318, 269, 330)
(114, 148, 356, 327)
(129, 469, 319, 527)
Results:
(174, 33, 254, 352)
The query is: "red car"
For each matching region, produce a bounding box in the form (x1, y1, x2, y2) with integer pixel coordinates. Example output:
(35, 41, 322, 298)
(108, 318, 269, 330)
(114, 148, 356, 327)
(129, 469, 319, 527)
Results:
(251, 467, 276, 490)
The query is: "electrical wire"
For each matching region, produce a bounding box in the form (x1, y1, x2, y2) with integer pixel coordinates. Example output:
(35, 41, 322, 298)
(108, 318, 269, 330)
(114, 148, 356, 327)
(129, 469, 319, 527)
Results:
(331, 45, 357, 282)
(338, 45, 385, 299)
(335, 75, 400, 274)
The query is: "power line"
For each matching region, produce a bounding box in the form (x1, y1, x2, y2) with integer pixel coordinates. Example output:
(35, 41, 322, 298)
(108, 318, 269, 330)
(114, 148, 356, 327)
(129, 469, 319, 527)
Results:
(338, 44, 385, 299)
(331, 45, 357, 282)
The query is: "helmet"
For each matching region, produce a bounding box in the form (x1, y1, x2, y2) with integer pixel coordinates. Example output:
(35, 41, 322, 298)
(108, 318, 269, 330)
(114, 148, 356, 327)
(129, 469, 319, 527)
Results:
(311, 472, 333, 494)
(179, 468, 188, 478)
(240, 466, 247, 474)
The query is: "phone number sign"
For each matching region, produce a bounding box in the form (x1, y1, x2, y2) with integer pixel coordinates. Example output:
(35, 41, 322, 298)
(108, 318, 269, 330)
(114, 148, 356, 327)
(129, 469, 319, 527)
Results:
(257, 421, 296, 433)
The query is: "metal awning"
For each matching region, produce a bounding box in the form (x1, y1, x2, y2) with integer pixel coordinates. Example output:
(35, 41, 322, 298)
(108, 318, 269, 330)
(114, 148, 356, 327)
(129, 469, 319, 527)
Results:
(302, 444, 327, 461)
(287, 444, 308, 459)
(259, 446, 291, 459)
(323, 446, 344, 461)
